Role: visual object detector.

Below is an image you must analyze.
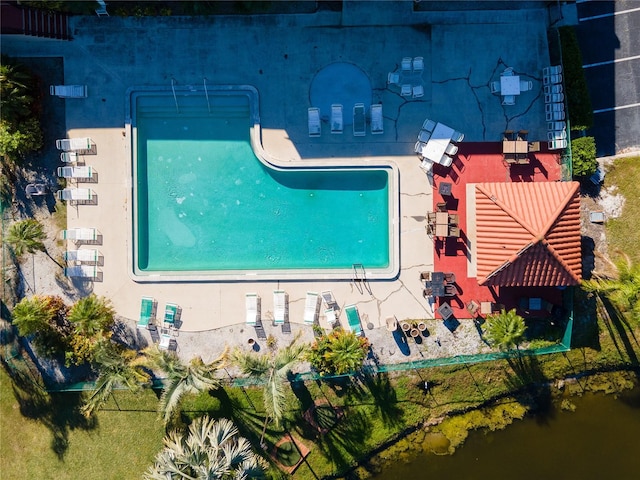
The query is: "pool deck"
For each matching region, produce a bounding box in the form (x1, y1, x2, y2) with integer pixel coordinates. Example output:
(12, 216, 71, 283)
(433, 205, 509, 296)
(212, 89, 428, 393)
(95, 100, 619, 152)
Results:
(1, 3, 566, 363)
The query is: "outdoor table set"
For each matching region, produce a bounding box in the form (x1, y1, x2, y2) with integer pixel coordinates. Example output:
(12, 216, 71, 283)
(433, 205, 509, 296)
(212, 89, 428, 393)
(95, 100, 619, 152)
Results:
(490, 67, 533, 106)
(426, 210, 460, 238)
(502, 130, 532, 164)
(388, 56, 424, 99)
(415, 119, 464, 171)
(422, 271, 457, 298)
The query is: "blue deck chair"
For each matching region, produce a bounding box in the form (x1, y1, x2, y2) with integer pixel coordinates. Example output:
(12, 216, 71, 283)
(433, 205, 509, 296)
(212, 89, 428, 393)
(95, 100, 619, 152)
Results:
(344, 304, 363, 336)
(164, 303, 178, 327)
(138, 297, 155, 329)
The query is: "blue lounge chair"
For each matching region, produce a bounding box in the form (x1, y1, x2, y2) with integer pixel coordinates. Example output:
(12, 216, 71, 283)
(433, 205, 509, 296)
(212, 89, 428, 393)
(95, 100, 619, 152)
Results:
(138, 297, 155, 329)
(345, 304, 363, 336)
(164, 303, 178, 327)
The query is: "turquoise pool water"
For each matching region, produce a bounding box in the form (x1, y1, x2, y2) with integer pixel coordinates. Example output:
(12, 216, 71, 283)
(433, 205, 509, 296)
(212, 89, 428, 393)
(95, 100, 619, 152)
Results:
(132, 90, 391, 275)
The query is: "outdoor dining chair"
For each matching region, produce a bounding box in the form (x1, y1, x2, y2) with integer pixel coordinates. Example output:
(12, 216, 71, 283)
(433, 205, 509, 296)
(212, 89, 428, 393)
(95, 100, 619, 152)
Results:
(422, 118, 436, 133)
(490, 81, 500, 94)
(412, 85, 424, 99)
(401, 84, 412, 97)
(418, 129, 431, 143)
(412, 56, 424, 73)
(445, 143, 458, 156)
(387, 72, 400, 85)
(401, 57, 412, 72)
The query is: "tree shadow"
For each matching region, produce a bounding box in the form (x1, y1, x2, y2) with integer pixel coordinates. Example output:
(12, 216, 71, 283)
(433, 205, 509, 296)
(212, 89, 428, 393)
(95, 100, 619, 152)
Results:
(597, 294, 639, 368)
(315, 408, 373, 473)
(503, 353, 553, 424)
(359, 371, 403, 428)
(7, 366, 97, 459)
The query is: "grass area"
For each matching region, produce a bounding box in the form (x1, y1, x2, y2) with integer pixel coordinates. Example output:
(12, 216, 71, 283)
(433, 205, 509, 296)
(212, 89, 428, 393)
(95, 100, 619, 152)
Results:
(604, 156, 640, 264)
(0, 367, 164, 480)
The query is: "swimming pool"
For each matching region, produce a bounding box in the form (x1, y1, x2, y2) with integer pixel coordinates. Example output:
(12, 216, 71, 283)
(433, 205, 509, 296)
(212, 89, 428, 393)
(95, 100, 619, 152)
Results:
(128, 86, 398, 281)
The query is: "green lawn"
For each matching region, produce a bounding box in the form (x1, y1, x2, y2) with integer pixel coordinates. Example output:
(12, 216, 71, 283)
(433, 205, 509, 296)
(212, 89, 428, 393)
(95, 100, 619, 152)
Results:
(0, 367, 164, 480)
(605, 156, 640, 264)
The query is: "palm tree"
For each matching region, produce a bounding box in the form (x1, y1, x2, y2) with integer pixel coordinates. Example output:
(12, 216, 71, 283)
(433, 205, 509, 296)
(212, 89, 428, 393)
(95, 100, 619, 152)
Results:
(0, 59, 34, 120)
(307, 328, 371, 375)
(143, 416, 266, 480)
(82, 342, 151, 417)
(230, 332, 307, 433)
(68, 294, 115, 336)
(6, 219, 46, 257)
(11, 295, 56, 336)
(142, 347, 227, 425)
(582, 258, 640, 322)
(485, 308, 527, 351)
(11, 295, 70, 357)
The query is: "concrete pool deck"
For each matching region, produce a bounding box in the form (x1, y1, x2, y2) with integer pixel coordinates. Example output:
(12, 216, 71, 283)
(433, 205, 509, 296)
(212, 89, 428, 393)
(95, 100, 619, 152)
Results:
(2, 2, 561, 363)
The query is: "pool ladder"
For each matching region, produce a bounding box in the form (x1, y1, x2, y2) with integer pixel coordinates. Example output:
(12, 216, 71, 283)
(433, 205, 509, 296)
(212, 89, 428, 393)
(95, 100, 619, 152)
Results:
(352, 264, 371, 295)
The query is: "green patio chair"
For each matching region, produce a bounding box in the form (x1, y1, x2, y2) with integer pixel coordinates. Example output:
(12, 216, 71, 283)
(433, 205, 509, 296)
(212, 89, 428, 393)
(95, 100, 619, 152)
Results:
(344, 304, 363, 336)
(138, 297, 155, 330)
(164, 303, 178, 328)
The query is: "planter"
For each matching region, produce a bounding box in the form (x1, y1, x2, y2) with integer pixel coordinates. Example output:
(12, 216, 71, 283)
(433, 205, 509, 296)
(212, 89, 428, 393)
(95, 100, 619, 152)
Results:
(247, 338, 255, 346)
(400, 321, 411, 333)
(410, 328, 420, 338)
(417, 321, 427, 332)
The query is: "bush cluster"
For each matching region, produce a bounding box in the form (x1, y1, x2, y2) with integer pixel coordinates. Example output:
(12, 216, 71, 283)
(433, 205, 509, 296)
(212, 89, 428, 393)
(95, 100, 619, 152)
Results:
(571, 136, 597, 177)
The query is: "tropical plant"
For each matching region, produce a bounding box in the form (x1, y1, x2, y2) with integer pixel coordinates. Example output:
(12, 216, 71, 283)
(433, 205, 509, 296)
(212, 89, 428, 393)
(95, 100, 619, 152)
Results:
(144, 416, 266, 480)
(571, 136, 597, 177)
(66, 295, 116, 365)
(0, 117, 44, 160)
(142, 347, 227, 425)
(582, 258, 640, 324)
(230, 332, 307, 429)
(11, 295, 70, 357)
(6, 219, 46, 257)
(0, 58, 35, 120)
(485, 309, 527, 350)
(307, 328, 371, 375)
(81, 342, 151, 417)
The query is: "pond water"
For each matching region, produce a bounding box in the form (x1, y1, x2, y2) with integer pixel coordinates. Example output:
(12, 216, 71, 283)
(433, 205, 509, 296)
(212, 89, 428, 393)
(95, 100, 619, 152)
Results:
(372, 387, 640, 479)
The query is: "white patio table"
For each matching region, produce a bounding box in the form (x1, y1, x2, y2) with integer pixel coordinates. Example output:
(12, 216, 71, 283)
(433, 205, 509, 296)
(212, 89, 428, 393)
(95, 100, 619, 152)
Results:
(500, 75, 521, 96)
(421, 122, 454, 164)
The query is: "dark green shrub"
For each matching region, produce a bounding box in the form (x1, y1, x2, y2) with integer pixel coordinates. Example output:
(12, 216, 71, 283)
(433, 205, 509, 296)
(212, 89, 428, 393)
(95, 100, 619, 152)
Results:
(571, 136, 597, 177)
(559, 27, 594, 131)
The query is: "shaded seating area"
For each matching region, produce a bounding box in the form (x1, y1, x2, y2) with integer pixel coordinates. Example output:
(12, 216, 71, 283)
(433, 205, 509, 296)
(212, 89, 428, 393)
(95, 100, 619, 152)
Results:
(330, 104, 343, 134)
(308, 107, 321, 137)
(138, 296, 156, 329)
(426, 211, 460, 238)
(370, 104, 383, 134)
(353, 103, 366, 137)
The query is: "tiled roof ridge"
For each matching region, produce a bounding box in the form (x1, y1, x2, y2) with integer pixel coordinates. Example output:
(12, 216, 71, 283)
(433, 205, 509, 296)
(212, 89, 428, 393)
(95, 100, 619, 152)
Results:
(475, 183, 538, 240)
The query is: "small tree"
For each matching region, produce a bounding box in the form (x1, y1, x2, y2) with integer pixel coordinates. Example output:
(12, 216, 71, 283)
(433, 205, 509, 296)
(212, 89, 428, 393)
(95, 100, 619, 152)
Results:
(571, 136, 597, 178)
(485, 309, 527, 351)
(144, 416, 266, 480)
(307, 328, 371, 375)
(142, 347, 227, 425)
(6, 219, 46, 257)
(11, 295, 71, 357)
(66, 295, 116, 366)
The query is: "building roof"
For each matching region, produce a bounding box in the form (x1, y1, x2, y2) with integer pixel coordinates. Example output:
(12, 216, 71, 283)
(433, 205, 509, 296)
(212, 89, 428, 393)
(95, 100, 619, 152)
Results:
(474, 181, 582, 287)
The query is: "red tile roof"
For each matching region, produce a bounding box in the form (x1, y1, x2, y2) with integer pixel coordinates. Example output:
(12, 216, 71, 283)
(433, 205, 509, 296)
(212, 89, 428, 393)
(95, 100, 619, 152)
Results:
(474, 181, 581, 287)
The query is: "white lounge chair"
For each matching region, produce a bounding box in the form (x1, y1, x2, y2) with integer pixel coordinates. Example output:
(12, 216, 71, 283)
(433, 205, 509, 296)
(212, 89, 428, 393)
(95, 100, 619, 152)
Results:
(490, 81, 500, 94)
(64, 249, 98, 263)
(387, 72, 400, 85)
(422, 118, 436, 133)
(50, 85, 87, 98)
(353, 103, 366, 137)
(321, 291, 338, 310)
(546, 110, 565, 121)
(445, 143, 458, 156)
(502, 95, 516, 105)
(63, 265, 97, 278)
(545, 103, 565, 113)
(56, 188, 93, 201)
(543, 65, 563, 76)
(60, 152, 79, 163)
(308, 107, 321, 137)
(519, 80, 533, 91)
(25, 184, 46, 196)
(544, 84, 563, 95)
(56, 137, 92, 151)
(412, 85, 424, 99)
(418, 129, 431, 143)
(543, 73, 562, 85)
(452, 131, 464, 143)
(304, 291, 319, 324)
(370, 104, 383, 135)
(548, 121, 566, 132)
(401, 57, 412, 72)
(325, 308, 337, 327)
(400, 84, 412, 97)
(246, 293, 259, 326)
(159, 332, 172, 350)
(412, 56, 424, 73)
(56, 166, 93, 179)
(548, 138, 568, 150)
(61, 228, 97, 241)
(547, 130, 567, 141)
(330, 104, 343, 134)
(273, 290, 286, 325)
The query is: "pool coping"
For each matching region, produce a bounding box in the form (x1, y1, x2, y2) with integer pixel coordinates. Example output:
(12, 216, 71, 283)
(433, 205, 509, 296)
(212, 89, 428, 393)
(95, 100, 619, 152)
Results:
(125, 85, 400, 283)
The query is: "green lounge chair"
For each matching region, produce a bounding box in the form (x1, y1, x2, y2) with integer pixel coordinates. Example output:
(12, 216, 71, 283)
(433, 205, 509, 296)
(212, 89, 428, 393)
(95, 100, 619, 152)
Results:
(164, 303, 178, 327)
(138, 297, 155, 329)
(345, 304, 363, 336)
